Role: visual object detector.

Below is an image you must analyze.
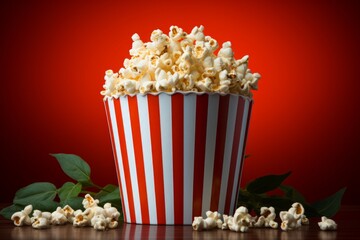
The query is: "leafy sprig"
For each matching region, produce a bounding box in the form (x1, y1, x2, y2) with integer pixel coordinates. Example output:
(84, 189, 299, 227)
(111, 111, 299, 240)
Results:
(0, 154, 121, 220)
(237, 171, 346, 218)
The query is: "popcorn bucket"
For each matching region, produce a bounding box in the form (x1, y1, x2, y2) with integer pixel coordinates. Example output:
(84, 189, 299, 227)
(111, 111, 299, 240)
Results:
(104, 92, 253, 225)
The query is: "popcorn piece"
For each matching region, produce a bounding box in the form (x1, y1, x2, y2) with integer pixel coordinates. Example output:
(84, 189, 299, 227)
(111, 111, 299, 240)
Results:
(91, 214, 108, 231)
(154, 69, 179, 92)
(254, 206, 278, 229)
(73, 209, 90, 227)
(280, 211, 300, 231)
(218, 41, 234, 65)
(62, 205, 75, 223)
(169, 26, 184, 41)
(104, 203, 120, 229)
(192, 211, 223, 231)
(51, 207, 67, 225)
(188, 25, 205, 42)
(129, 33, 145, 56)
(11, 205, 32, 226)
(222, 206, 252, 232)
(318, 216, 337, 231)
(288, 202, 309, 227)
(288, 202, 305, 219)
(192, 216, 205, 231)
(83, 194, 99, 209)
(205, 36, 218, 52)
(31, 210, 52, 229)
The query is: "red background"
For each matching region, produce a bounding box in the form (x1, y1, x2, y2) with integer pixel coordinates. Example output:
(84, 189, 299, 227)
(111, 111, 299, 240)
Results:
(1, 0, 359, 206)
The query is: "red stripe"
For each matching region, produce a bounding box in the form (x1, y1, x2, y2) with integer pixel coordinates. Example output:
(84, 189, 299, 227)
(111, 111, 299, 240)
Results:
(224, 97, 245, 214)
(114, 99, 136, 222)
(234, 99, 253, 210)
(192, 94, 209, 217)
(128, 96, 150, 224)
(104, 100, 127, 223)
(210, 95, 230, 211)
(147, 95, 166, 224)
(172, 94, 184, 224)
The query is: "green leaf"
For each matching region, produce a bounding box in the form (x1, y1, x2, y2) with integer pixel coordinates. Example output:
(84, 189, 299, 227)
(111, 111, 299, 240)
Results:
(61, 197, 83, 210)
(95, 184, 118, 199)
(279, 185, 307, 203)
(98, 187, 121, 210)
(14, 182, 57, 206)
(32, 201, 59, 212)
(246, 172, 291, 194)
(0, 204, 23, 220)
(51, 153, 91, 183)
(58, 182, 82, 202)
(311, 187, 346, 218)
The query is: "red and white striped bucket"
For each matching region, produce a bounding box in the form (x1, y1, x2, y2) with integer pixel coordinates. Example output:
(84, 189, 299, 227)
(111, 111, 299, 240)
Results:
(104, 92, 253, 225)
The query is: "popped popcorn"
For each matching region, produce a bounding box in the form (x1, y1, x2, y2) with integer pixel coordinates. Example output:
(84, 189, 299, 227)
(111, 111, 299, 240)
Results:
(222, 206, 252, 232)
(280, 211, 299, 231)
(104, 203, 120, 229)
(192, 211, 222, 231)
(318, 216, 337, 231)
(82, 194, 99, 209)
(73, 209, 91, 227)
(51, 207, 67, 225)
(254, 206, 278, 229)
(280, 202, 309, 231)
(101, 25, 261, 99)
(31, 210, 52, 229)
(62, 205, 75, 223)
(11, 205, 32, 226)
(91, 214, 108, 231)
(8, 194, 121, 232)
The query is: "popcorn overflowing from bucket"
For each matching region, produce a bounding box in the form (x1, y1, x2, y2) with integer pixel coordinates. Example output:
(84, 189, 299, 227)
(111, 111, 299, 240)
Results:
(101, 25, 261, 98)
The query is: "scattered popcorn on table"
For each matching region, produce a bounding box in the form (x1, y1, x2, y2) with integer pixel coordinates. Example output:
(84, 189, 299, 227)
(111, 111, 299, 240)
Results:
(11, 205, 32, 226)
(192, 211, 222, 231)
(254, 206, 278, 229)
(101, 25, 261, 99)
(31, 210, 52, 229)
(9, 194, 121, 231)
(318, 216, 337, 231)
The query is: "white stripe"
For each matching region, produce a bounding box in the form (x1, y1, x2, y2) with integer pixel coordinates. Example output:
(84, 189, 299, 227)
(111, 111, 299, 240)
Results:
(108, 99, 131, 223)
(120, 96, 142, 223)
(218, 95, 239, 213)
(137, 95, 157, 224)
(183, 94, 196, 224)
(230, 98, 250, 214)
(159, 93, 174, 224)
(201, 94, 219, 215)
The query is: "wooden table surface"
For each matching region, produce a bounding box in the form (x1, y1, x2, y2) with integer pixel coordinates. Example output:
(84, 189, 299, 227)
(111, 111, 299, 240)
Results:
(0, 205, 358, 239)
